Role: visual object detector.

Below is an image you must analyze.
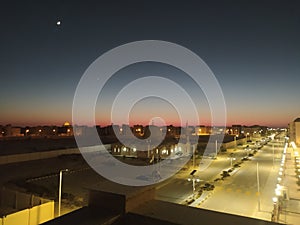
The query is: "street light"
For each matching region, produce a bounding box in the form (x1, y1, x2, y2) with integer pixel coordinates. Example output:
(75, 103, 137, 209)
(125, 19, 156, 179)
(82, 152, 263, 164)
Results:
(272, 197, 279, 222)
(228, 155, 236, 167)
(188, 170, 201, 199)
(58, 169, 68, 217)
(234, 135, 238, 151)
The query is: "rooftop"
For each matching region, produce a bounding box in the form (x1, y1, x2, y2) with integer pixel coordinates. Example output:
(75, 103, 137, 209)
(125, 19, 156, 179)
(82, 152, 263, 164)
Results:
(44, 183, 281, 225)
(132, 200, 278, 225)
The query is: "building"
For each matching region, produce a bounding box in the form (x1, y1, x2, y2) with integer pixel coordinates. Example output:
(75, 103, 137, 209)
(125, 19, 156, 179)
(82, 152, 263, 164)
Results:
(231, 125, 242, 135)
(0, 124, 22, 137)
(132, 125, 144, 137)
(241, 125, 267, 139)
(58, 122, 73, 136)
(111, 140, 190, 160)
(289, 118, 300, 146)
(194, 125, 209, 135)
(43, 181, 279, 225)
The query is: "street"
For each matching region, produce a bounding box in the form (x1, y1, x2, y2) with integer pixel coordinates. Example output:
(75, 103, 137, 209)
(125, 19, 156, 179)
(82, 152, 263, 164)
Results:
(156, 137, 285, 222)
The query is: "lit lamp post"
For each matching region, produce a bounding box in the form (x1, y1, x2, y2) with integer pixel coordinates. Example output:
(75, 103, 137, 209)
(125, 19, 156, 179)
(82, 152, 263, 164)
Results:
(272, 197, 279, 222)
(228, 154, 236, 167)
(187, 170, 201, 199)
(246, 132, 250, 142)
(234, 135, 238, 151)
(58, 169, 68, 217)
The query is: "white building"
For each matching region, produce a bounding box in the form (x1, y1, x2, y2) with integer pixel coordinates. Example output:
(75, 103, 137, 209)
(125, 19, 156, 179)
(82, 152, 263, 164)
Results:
(289, 118, 300, 146)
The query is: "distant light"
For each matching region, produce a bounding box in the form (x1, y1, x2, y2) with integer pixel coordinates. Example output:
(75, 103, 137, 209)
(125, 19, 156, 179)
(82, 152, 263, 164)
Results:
(56, 20, 61, 26)
(275, 189, 281, 196)
(272, 197, 278, 203)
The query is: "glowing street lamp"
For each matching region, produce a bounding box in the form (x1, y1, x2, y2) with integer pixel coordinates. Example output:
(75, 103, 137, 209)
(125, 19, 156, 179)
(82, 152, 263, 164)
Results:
(228, 155, 236, 167)
(234, 135, 238, 151)
(188, 170, 201, 199)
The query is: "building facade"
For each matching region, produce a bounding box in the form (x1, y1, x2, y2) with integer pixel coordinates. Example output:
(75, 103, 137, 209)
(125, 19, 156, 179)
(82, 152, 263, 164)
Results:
(289, 118, 300, 146)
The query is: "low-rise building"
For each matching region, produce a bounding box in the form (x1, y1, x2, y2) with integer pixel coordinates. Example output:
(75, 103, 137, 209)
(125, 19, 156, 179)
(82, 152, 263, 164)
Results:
(289, 118, 300, 146)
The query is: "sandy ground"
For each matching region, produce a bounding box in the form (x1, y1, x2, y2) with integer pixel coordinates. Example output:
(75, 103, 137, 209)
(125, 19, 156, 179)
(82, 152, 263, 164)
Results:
(0, 154, 150, 215)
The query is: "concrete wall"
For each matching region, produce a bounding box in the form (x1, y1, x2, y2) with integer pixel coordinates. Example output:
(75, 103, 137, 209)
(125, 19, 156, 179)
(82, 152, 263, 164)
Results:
(221, 138, 246, 150)
(29, 202, 54, 225)
(0, 145, 111, 165)
(0, 201, 54, 225)
(0, 188, 49, 211)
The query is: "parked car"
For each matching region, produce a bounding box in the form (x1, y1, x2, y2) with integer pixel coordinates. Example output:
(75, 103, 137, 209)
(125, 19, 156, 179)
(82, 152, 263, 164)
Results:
(202, 183, 215, 191)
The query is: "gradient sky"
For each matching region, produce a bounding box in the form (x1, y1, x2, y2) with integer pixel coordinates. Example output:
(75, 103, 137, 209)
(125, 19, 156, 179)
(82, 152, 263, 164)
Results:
(1, 0, 300, 127)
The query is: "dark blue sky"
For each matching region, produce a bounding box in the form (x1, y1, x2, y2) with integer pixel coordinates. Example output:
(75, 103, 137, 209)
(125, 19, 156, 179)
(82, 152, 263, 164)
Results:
(1, 0, 300, 127)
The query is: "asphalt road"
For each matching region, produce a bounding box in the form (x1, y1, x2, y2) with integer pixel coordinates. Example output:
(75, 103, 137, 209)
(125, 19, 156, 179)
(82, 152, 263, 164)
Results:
(156, 137, 285, 222)
(155, 144, 252, 203)
(199, 140, 283, 220)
